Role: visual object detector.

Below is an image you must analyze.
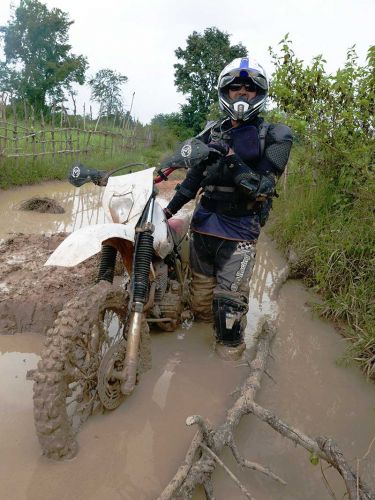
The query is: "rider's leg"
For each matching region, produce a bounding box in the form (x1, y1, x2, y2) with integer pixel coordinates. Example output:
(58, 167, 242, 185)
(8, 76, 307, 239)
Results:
(189, 232, 216, 322)
(213, 241, 257, 359)
(191, 271, 216, 322)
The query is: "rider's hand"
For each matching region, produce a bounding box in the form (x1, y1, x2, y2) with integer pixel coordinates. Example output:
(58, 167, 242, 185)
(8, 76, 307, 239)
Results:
(207, 141, 230, 157)
(255, 173, 276, 200)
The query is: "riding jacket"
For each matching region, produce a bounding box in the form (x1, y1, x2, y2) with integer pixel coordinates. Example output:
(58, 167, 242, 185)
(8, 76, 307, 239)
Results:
(166, 116, 293, 242)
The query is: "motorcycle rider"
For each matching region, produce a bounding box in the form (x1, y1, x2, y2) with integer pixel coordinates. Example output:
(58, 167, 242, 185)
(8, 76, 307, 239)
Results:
(164, 57, 293, 360)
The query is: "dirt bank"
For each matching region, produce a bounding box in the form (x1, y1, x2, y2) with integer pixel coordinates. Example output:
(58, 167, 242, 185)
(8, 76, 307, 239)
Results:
(0, 233, 99, 334)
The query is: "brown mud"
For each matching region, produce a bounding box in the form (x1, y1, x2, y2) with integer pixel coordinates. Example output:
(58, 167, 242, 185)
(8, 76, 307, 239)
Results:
(0, 232, 99, 334)
(0, 180, 374, 499)
(19, 197, 65, 214)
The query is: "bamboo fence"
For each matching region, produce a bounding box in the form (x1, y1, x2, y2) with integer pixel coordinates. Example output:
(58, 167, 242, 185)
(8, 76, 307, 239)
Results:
(0, 99, 151, 164)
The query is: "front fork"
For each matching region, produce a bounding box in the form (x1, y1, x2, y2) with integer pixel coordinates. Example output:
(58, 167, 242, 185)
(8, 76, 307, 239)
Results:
(120, 304, 144, 395)
(119, 197, 155, 395)
(98, 196, 158, 396)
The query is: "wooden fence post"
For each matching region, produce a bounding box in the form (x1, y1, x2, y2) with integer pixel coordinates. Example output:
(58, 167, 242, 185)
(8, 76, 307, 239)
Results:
(40, 109, 46, 157)
(31, 105, 36, 160)
(51, 102, 56, 159)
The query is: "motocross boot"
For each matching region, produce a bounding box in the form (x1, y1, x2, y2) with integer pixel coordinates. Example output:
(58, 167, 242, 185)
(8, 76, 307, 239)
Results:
(190, 271, 216, 322)
(213, 294, 247, 361)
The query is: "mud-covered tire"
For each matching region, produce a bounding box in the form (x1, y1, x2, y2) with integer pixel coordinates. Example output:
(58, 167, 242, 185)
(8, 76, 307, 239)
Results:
(32, 279, 140, 459)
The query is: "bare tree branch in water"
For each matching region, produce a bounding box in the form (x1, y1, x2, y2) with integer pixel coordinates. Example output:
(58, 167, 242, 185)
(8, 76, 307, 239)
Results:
(158, 268, 375, 500)
(158, 321, 280, 499)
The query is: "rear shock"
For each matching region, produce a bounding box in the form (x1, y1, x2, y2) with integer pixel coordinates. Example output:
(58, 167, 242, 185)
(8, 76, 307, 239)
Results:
(97, 244, 118, 283)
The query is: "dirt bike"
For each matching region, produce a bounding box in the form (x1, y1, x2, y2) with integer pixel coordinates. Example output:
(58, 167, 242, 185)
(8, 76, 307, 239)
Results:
(32, 138, 211, 459)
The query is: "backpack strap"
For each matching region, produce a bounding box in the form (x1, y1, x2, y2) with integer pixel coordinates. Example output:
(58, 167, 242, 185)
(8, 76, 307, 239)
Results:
(195, 120, 219, 141)
(259, 122, 270, 157)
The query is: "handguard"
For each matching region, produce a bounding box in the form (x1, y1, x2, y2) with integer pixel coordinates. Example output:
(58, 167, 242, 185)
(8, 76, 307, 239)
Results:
(159, 138, 210, 169)
(69, 163, 107, 187)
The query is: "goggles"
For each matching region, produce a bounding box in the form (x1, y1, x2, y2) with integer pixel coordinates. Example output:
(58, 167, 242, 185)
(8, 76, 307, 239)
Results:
(228, 82, 258, 92)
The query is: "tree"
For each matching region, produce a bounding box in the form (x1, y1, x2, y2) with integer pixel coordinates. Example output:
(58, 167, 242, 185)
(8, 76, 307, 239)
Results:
(174, 27, 247, 133)
(150, 112, 193, 139)
(88, 69, 128, 117)
(0, 0, 87, 111)
(269, 35, 375, 189)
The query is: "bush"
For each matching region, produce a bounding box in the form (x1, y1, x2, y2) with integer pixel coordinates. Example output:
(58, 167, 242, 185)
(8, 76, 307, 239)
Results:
(268, 38, 375, 377)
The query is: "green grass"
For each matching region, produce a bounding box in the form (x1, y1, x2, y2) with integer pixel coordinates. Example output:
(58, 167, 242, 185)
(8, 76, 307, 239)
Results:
(268, 147, 375, 377)
(0, 120, 182, 189)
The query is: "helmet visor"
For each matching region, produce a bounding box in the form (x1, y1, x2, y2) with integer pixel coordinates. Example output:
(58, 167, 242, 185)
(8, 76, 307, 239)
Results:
(219, 71, 268, 91)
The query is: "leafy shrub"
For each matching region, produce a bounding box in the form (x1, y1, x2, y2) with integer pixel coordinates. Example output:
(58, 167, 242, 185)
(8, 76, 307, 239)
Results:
(268, 38, 375, 377)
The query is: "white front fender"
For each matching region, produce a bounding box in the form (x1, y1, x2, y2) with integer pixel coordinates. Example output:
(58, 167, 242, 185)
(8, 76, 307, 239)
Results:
(45, 223, 135, 267)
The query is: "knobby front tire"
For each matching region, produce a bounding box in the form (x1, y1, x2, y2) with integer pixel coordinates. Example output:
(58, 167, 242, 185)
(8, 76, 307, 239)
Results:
(32, 280, 130, 459)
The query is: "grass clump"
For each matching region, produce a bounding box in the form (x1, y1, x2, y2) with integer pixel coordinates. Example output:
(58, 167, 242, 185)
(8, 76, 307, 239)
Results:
(269, 147, 375, 377)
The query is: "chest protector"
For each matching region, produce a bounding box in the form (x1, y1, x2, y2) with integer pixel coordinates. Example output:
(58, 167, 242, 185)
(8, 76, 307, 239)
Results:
(230, 125, 260, 166)
(202, 123, 264, 191)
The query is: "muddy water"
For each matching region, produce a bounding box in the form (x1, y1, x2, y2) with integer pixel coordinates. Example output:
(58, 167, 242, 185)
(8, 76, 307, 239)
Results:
(0, 182, 374, 500)
(0, 181, 106, 239)
(0, 180, 181, 239)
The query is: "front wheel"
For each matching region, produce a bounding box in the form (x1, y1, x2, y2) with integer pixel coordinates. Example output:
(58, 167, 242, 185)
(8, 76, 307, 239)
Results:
(32, 279, 150, 459)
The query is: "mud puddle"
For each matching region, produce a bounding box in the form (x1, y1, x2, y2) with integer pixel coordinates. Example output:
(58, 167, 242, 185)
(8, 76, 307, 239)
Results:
(0, 181, 106, 239)
(0, 178, 180, 240)
(0, 181, 374, 499)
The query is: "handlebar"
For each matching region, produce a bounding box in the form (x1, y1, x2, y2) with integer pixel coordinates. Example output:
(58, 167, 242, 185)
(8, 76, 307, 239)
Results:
(69, 137, 210, 188)
(68, 162, 147, 187)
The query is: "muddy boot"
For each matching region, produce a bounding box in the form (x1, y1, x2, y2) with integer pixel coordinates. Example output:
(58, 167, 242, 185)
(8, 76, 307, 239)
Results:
(215, 341, 246, 361)
(191, 271, 216, 322)
(212, 294, 247, 360)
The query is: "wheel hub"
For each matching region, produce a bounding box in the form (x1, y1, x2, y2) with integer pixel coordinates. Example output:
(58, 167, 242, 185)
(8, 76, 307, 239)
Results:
(97, 340, 127, 410)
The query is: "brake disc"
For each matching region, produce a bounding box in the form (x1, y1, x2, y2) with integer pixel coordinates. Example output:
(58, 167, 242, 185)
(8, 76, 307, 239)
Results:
(97, 340, 126, 410)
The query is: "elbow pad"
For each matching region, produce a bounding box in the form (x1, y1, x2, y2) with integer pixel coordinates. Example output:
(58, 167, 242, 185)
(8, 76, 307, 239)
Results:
(264, 124, 293, 174)
(223, 155, 261, 199)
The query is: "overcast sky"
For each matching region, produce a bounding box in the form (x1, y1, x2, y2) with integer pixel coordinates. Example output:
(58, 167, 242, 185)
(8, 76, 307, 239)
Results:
(0, 0, 374, 123)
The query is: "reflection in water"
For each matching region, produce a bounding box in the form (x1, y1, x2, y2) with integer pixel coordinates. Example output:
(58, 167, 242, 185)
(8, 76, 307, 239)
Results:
(0, 181, 108, 238)
(0, 351, 39, 411)
(152, 354, 181, 410)
(0, 180, 188, 240)
(0, 335, 42, 414)
(245, 243, 287, 346)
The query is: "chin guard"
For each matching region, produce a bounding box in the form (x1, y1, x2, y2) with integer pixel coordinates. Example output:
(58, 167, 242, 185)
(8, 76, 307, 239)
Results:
(232, 99, 250, 121)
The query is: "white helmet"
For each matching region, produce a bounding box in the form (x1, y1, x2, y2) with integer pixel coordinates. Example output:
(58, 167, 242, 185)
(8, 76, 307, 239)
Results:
(218, 57, 269, 121)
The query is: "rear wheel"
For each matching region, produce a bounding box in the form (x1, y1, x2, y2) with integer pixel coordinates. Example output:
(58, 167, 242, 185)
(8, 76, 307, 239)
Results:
(32, 279, 150, 459)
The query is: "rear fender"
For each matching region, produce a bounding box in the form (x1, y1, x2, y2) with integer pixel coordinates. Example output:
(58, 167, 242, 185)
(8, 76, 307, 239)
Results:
(45, 223, 135, 267)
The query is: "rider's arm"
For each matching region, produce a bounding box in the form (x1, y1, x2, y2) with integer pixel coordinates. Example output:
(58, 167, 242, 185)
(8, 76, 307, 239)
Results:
(256, 124, 293, 177)
(165, 125, 214, 217)
(165, 164, 205, 216)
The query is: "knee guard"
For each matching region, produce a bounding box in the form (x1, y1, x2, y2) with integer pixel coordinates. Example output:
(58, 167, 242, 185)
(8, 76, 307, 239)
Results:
(213, 295, 247, 347)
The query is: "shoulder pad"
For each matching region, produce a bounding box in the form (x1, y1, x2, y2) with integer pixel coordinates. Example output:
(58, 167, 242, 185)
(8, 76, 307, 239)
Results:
(267, 123, 293, 143)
